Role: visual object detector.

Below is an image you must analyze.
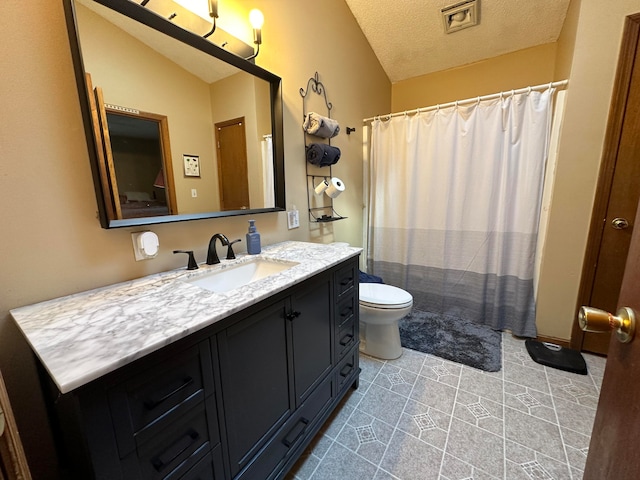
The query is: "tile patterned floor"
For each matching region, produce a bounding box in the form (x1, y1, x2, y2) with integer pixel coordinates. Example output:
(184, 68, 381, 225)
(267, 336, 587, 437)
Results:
(286, 334, 606, 480)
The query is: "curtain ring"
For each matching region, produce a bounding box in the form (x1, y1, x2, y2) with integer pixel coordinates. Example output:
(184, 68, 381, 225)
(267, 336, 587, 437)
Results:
(476, 96, 481, 105)
(527, 86, 532, 94)
(455, 100, 459, 108)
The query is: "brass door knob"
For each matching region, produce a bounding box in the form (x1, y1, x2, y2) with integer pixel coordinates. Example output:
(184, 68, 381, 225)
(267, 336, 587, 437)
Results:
(579, 306, 636, 343)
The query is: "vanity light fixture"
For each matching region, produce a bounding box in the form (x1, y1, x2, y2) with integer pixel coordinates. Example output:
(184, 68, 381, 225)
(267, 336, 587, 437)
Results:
(245, 9, 264, 60)
(203, 0, 218, 38)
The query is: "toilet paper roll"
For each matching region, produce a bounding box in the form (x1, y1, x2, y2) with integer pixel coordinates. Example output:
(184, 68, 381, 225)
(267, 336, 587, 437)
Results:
(314, 179, 330, 195)
(325, 177, 345, 198)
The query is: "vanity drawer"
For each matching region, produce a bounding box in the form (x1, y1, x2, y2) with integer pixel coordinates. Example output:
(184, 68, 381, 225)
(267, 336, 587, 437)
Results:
(336, 346, 359, 393)
(336, 295, 356, 329)
(236, 375, 333, 480)
(169, 445, 224, 480)
(109, 343, 214, 457)
(335, 262, 357, 300)
(121, 399, 212, 479)
(336, 319, 357, 360)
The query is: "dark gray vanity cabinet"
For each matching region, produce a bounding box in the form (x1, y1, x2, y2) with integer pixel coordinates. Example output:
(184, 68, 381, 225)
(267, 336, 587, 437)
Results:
(216, 273, 334, 479)
(45, 256, 360, 480)
(58, 341, 225, 480)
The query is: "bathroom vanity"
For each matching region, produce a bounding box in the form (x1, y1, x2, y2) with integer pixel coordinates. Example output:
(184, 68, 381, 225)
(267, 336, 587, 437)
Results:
(11, 242, 361, 479)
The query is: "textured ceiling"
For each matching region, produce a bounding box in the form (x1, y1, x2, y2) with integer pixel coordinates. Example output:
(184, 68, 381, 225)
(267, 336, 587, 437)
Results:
(344, 0, 571, 83)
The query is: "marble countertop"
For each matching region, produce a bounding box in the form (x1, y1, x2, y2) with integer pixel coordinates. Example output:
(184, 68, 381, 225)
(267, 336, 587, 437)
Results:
(10, 241, 361, 394)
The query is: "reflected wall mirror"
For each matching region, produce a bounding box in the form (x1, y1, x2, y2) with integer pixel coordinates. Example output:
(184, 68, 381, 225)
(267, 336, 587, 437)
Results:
(63, 0, 285, 228)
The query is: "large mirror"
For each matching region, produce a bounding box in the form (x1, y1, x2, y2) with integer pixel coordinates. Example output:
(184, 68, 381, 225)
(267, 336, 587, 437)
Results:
(63, 0, 285, 228)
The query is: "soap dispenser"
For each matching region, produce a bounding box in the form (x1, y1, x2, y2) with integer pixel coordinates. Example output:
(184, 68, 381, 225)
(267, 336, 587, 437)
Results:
(246, 219, 261, 254)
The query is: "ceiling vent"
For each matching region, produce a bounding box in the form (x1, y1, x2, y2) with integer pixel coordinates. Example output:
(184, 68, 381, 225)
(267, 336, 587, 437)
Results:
(441, 0, 479, 34)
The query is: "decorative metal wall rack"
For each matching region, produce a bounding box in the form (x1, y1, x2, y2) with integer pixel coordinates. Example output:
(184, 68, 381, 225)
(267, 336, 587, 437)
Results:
(300, 72, 346, 223)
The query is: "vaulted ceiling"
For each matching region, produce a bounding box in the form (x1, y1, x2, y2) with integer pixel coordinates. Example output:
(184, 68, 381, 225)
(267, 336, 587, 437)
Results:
(343, 0, 571, 83)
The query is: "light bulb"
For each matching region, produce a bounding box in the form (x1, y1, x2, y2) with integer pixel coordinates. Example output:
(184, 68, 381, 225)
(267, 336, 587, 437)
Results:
(450, 11, 467, 22)
(249, 9, 264, 29)
(208, 0, 218, 18)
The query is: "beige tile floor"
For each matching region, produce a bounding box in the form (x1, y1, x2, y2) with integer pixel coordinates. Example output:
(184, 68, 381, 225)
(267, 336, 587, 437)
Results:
(286, 334, 606, 480)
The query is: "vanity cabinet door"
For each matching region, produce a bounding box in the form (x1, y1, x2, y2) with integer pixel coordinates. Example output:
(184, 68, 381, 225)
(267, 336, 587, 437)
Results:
(216, 298, 293, 478)
(290, 271, 333, 406)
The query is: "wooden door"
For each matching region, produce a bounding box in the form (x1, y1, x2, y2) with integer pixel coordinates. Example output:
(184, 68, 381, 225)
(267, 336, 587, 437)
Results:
(583, 188, 640, 479)
(0, 370, 32, 480)
(574, 13, 640, 355)
(215, 118, 250, 211)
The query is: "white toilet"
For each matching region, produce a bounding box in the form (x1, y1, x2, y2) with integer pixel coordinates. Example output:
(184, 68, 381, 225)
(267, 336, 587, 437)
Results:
(359, 283, 413, 360)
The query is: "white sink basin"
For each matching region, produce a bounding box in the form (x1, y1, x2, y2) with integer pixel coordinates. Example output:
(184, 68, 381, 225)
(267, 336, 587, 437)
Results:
(184, 258, 298, 293)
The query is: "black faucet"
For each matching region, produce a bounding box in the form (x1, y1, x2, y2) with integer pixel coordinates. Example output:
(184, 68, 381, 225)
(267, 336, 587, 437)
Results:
(207, 233, 229, 265)
(226, 239, 242, 259)
(173, 250, 198, 270)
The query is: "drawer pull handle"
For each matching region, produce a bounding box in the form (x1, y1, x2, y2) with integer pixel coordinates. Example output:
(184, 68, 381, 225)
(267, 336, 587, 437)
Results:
(286, 311, 301, 321)
(340, 307, 353, 318)
(340, 277, 353, 286)
(339, 334, 354, 346)
(340, 363, 354, 377)
(151, 429, 200, 472)
(144, 376, 194, 410)
(282, 417, 309, 448)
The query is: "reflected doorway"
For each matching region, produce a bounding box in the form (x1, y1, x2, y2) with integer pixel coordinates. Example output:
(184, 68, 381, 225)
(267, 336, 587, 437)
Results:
(106, 110, 176, 219)
(215, 117, 250, 211)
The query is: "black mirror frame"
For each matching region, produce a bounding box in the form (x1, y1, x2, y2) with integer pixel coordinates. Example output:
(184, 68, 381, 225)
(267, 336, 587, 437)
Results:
(62, 0, 285, 228)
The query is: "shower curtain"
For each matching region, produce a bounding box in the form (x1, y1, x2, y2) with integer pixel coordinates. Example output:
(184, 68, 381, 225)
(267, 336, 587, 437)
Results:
(366, 88, 555, 337)
(261, 135, 274, 207)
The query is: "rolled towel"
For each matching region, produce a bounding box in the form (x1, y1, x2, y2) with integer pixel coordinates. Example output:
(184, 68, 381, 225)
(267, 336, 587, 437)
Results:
(303, 112, 340, 138)
(306, 143, 341, 166)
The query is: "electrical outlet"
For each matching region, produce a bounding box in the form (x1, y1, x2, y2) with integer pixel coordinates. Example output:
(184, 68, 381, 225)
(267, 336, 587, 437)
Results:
(287, 207, 300, 229)
(191, 189, 198, 198)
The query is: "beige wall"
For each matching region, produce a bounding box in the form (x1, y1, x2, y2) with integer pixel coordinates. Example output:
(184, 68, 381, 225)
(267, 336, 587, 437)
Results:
(536, 0, 640, 339)
(554, 0, 582, 80)
(0, 1, 389, 476)
(391, 43, 557, 112)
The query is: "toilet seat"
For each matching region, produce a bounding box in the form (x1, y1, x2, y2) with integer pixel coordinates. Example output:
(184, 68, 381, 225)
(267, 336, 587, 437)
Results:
(359, 283, 413, 309)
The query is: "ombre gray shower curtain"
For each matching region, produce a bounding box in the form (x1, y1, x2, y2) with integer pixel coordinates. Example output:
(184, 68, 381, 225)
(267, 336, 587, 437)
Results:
(366, 88, 555, 337)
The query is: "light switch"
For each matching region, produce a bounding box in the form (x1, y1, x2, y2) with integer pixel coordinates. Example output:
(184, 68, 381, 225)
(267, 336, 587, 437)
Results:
(287, 206, 300, 229)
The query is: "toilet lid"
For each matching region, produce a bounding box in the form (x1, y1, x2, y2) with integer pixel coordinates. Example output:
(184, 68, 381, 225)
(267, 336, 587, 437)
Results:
(359, 283, 413, 309)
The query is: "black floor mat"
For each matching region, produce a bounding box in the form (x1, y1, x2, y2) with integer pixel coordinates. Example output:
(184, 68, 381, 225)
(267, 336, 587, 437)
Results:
(525, 339, 588, 375)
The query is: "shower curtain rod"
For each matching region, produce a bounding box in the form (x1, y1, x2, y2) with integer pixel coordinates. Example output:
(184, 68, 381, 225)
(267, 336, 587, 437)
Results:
(362, 79, 568, 123)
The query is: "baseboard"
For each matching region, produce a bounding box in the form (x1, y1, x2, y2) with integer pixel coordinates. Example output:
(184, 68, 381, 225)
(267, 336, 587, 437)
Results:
(535, 335, 571, 349)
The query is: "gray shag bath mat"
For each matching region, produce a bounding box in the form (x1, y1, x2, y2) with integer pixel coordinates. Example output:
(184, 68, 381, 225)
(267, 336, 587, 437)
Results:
(398, 310, 502, 371)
